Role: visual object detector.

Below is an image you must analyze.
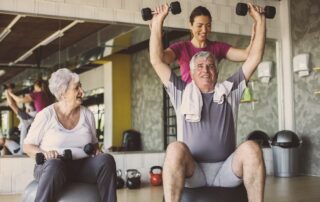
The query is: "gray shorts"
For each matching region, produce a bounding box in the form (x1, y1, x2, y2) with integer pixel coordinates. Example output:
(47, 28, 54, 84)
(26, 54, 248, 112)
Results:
(185, 153, 242, 188)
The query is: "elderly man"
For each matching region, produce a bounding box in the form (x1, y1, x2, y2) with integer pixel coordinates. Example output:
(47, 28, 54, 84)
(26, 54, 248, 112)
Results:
(149, 3, 266, 202)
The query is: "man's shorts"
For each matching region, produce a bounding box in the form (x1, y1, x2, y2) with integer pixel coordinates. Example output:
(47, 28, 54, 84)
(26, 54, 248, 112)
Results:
(185, 153, 243, 188)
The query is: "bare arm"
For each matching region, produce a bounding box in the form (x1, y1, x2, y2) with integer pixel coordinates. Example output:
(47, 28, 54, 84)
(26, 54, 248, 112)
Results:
(149, 4, 172, 87)
(23, 144, 44, 157)
(8, 91, 33, 103)
(226, 24, 255, 62)
(242, 3, 266, 81)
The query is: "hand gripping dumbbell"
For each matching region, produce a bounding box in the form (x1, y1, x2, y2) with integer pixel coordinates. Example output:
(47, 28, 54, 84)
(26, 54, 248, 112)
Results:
(35, 149, 72, 165)
(236, 3, 276, 19)
(126, 169, 141, 189)
(116, 169, 125, 189)
(150, 166, 163, 186)
(141, 1, 181, 21)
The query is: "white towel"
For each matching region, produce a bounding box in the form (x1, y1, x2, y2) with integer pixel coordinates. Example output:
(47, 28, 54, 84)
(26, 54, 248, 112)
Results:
(181, 81, 203, 122)
(181, 81, 233, 122)
(213, 81, 233, 104)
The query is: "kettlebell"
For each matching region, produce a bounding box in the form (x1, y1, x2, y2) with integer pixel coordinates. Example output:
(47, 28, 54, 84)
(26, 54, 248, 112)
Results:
(126, 169, 141, 189)
(116, 169, 125, 189)
(150, 166, 162, 186)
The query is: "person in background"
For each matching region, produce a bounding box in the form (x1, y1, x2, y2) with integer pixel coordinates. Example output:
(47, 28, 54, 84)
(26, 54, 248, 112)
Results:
(5, 87, 36, 154)
(149, 3, 266, 202)
(7, 79, 54, 113)
(161, 5, 254, 83)
(24, 68, 117, 202)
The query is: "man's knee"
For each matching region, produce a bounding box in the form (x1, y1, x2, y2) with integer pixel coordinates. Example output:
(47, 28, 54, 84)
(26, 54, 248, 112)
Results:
(166, 141, 190, 156)
(239, 140, 264, 162)
(165, 141, 192, 165)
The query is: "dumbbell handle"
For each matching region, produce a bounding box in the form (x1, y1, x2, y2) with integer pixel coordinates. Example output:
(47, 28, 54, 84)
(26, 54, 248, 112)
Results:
(35, 149, 72, 165)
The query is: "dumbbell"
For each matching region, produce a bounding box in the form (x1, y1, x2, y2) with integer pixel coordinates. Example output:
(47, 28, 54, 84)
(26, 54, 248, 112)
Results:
(116, 169, 125, 189)
(236, 3, 276, 19)
(126, 169, 141, 189)
(150, 166, 162, 186)
(3, 83, 15, 90)
(84, 143, 95, 155)
(141, 1, 181, 21)
(35, 149, 72, 165)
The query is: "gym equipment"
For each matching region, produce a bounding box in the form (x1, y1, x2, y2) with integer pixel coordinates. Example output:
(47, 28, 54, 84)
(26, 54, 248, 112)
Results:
(116, 169, 125, 189)
(236, 3, 276, 19)
(247, 130, 270, 148)
(35, 149, 72, 165)
(84, 143, 95, 155)
(141, 1, 181, 21)
(21, 180, 101, 202)
(126, 169, 141, 189)
(150, 166, 162, 186)
(121, 130, 142, 151)
(2, 83, 15, 90)
(181, 184, 248, 202)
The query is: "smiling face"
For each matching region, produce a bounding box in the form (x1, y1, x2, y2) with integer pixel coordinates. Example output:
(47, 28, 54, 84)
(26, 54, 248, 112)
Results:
(190, 15, 211, 43)
(63, 79, 84, 107)
(191, 55, 218, 93)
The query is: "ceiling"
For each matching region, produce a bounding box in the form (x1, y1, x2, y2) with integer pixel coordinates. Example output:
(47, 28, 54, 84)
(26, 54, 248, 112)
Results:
(0, 12, 188, 86)
(0, 13, 114, 84)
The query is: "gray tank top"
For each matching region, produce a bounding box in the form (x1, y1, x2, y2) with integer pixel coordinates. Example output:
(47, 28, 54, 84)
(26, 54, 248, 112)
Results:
(166, 69, 246, 162)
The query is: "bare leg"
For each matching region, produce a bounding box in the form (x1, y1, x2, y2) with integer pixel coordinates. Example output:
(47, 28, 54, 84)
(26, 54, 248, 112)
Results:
(163, 141, 196, 202)
(232, 140, 266, 202)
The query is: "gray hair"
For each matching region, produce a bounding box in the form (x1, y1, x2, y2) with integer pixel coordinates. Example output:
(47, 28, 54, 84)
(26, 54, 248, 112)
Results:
(48, 68, 79, 100)
(189, 51, 218, 74)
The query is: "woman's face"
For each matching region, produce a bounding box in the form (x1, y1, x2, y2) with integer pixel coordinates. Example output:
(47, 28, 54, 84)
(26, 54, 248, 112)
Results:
(190, 15, 212, 42)
(63, 79, 84, 107)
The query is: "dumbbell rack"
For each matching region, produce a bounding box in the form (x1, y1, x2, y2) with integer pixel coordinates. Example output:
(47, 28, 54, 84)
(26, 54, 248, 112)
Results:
(313, 67, 320, 95)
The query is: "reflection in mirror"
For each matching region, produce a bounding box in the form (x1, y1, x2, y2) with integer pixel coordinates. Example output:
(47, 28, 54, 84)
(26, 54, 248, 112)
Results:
(0, 13, 278, 156)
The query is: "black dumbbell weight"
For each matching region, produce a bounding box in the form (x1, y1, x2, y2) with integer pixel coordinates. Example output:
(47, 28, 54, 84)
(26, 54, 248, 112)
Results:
(236, 3, 276, 19)
(35, 149, 72, 165)
(84, 143, 95, 155)
(141, 1, 181, 21)
(126, 169, 141, 189)
(2, 83, 15, 91)
(116, 169, 125, 189)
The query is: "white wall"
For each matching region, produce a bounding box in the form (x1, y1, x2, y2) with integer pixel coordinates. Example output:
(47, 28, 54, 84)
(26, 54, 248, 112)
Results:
(0, 152, 165, 194)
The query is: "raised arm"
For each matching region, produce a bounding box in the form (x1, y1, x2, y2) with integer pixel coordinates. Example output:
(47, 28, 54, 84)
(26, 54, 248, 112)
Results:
(149, 4, 172, 87)
(226, 24, 255, 62)
(242, 3, 266, 81)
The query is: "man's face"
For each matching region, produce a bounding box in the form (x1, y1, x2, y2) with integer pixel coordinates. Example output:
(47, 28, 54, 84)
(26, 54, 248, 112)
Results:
(191, 56, 218, 92)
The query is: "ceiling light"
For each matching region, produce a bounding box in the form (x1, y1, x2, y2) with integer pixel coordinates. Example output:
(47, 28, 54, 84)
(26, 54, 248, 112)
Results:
(40, 31, 64, 46)
(0, 29, 11, 42)
(14, 51, 33, 63)
(0, 15, 23, 42)
(0, 70, 5, 77)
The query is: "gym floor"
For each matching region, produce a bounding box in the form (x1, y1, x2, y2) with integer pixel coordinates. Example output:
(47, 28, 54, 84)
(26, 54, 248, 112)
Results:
(1, 176, 319, 202)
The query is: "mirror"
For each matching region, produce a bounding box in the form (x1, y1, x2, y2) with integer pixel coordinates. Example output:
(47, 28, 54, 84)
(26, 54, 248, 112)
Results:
(0, 13, 278, 155)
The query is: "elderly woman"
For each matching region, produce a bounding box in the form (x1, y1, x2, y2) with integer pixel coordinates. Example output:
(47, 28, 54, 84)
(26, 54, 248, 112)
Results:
(23, 68, 117, 202)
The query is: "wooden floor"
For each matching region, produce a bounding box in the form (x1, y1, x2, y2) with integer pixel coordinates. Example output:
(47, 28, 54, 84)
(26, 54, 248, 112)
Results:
(1, 176, 320, 202)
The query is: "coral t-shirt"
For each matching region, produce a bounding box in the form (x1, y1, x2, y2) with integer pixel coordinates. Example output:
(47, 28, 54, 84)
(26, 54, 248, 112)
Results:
(169, 40, 231, 83)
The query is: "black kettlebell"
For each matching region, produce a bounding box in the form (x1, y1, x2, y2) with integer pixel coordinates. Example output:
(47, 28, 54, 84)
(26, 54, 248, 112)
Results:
(126, 169, 141, 189)
(116, 169, 125, 189)
(141, 1, 181, 21)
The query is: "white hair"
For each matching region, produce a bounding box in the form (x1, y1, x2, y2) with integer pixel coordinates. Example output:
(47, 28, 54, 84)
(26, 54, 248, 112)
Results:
(48, 68, 79, 101)
(189, 51, 218, 74)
